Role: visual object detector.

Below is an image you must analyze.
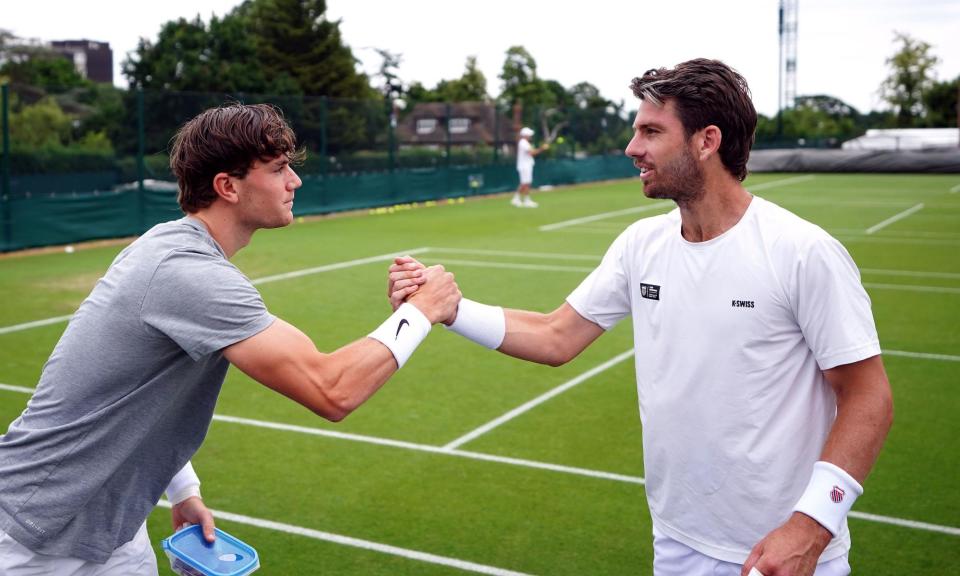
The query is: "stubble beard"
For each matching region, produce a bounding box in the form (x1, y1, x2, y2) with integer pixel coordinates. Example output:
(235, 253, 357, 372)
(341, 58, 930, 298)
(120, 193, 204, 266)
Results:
(642, 147, 706, 208)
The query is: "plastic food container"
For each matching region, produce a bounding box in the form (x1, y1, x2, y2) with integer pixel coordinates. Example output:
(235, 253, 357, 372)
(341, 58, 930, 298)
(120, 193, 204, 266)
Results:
(161, 525, 260, 576)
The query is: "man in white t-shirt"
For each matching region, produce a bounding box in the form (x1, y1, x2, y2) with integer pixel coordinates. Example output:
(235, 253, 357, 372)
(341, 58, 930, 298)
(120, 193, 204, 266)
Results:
(512, 126, 548, 208)
(388, 59, 893, 576)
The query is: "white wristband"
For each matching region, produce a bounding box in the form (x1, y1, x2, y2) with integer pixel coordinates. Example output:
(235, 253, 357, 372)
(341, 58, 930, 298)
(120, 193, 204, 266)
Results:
(444, 298, 505, 349)
(368, 302, 432, 368)
(793, 461, 863, 537)
(165, 461, 202, 505)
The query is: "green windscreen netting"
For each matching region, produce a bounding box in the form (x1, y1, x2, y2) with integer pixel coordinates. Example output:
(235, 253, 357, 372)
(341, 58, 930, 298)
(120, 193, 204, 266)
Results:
(1, 157, 637, 251)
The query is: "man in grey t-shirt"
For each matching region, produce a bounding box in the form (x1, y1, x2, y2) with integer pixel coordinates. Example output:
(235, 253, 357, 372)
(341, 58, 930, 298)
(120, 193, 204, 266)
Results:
(0, 104, 461, 575)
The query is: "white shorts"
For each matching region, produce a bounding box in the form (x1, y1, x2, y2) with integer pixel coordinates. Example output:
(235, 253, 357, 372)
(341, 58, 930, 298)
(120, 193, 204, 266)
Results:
(518, 166, 533, 185)
(652, 526, 850, 576)
(0, 522, 158, 576)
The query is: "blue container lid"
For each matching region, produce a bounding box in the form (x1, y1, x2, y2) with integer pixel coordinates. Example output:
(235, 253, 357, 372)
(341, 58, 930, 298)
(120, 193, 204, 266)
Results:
(161, 525, 259, 576)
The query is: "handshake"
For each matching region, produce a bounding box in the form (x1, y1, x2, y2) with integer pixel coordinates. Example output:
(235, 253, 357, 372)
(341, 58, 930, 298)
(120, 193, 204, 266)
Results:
(387, 256, 461, 325)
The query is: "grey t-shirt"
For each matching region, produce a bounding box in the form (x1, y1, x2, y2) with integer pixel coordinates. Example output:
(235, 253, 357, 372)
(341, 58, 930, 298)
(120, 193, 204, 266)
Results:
(0, 217, 275, 562)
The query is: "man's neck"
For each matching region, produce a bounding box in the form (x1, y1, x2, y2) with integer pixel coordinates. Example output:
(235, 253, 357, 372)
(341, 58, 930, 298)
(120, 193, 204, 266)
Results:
(677, 173, 753, 243)
(188, 208, 252, 259)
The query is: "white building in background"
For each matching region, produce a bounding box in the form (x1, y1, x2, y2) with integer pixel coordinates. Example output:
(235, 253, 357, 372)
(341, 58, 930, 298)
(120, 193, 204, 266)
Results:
(842, 128, 960, 151)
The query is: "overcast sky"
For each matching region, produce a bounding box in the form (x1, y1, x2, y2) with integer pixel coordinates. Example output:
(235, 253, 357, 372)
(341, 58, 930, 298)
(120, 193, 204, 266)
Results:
(5, 0, 959, 117)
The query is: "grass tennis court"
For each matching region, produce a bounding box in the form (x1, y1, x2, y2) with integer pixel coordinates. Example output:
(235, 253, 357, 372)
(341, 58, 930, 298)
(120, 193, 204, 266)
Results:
(1, 172, 958, 575)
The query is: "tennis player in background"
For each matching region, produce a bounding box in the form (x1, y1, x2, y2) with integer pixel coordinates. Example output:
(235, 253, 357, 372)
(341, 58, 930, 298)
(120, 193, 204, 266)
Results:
(0, 103, 461, 575)
(511, 126, 548, 208)
(389, 59, 893, 576)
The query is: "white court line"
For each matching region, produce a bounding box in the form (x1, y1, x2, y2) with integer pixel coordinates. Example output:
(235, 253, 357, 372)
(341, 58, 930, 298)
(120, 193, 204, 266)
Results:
(442, 350, 636, 451)
(538, 202, 671, 232)
(421, 258, 594, 275)
(884, 349, 960, 362)
(861, 268, 960, 280)
(210, 415, 645, 485)
(745, 174, 816, 191)
(777, 199, 918, 208)
(866, 203, 924, 235)
(0, 315, 74, 336)
(0, 248, 429, 336)
(834, 235, 960, 247)
(864, 283, 960, 295)
(538, 175, 818, 233)
(251, 247, 430, 285)
(3, 383, 958, 537)
(831, 229, 960, 240)
(155, 501, 532, 576)
(425, 247, 600, 261)
(950, 184, 960, 194)
(849, 511, 960, 537)
(422, 259, 960, 293)
(552, 227, 628, 235)
(0, 382, 37, 394)
(0, 381, 648, 486)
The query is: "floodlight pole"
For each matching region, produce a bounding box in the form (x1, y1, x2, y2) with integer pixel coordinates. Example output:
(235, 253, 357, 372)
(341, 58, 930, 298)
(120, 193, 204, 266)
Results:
(777, 2, 784, 136)
(778, 0, 798, 138)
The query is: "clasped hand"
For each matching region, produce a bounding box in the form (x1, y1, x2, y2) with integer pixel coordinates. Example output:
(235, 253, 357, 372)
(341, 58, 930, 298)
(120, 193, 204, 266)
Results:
(387, 256, 459, 325)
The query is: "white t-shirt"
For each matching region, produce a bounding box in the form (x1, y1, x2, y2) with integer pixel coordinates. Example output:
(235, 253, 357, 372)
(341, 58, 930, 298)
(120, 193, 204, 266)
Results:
(516, 138, 535, 171)
(567, 196, 880, 563)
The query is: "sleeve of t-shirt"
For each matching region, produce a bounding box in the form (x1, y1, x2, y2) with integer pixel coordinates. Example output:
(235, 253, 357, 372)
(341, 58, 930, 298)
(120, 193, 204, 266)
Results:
(565, 229, 632, 331)
(140, 249, 276, 360)
(793, 234, 881, 370)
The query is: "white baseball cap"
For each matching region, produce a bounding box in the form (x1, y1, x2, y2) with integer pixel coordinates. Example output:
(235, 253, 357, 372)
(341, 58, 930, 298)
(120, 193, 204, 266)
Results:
(519, 127, 534, 137)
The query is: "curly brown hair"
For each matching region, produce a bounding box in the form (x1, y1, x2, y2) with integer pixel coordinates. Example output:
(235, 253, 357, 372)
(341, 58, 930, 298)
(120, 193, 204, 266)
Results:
(630, 59, 756, 182)
(170, 103, 305, 213)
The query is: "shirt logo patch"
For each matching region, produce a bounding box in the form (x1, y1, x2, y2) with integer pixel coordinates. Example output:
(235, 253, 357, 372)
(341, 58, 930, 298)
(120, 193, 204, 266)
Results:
(640, 283, 660, 301)
(731, 299, 755, 308)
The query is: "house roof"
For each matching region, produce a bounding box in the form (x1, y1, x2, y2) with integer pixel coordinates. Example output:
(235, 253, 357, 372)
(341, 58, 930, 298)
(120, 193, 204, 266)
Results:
(396, 102, 518, 145)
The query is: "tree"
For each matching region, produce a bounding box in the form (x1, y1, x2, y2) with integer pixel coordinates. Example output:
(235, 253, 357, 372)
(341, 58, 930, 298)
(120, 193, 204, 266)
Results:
(566, 82, 620, 152)
(880, 31, 940, 127)
(435, 56, 488, 102)
(123, 15, 268, 93)
(248, 0, 373, 99)
(0, 34, 87, 93)
(124, 0, 373, 99)
(922, 76, 958, 128)
(373, 49, 405, 101)
(9, 97, 72, 149)
(403, 56, 489, 106)
(498, 46, 552, 107)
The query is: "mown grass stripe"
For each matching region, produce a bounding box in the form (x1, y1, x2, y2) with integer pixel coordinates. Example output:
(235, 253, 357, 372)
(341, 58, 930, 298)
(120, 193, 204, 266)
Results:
(0, 248, 428, 336)
(4, 384, 957, 537)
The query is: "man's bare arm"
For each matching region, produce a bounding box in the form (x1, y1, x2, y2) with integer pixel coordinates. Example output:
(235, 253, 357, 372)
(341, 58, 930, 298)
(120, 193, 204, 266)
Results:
(224, 319, 399, 422)
(742, 355, 893, 576)
(498, 303, 605, 366)
(227, 265, 460, 422)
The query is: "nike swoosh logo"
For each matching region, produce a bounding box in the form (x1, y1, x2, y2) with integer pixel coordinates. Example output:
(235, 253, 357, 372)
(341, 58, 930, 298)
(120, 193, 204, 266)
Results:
(395, 318, 410, 339)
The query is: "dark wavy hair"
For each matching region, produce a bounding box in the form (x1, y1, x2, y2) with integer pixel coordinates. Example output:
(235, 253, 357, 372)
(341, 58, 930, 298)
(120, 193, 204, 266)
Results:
(630, 59, 756, 181)
(170, 103, 305, 213)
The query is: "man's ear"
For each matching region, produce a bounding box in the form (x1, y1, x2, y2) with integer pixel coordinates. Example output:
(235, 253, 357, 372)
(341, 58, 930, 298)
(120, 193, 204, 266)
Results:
(698, 125, 722, 161)
(211, 172, 240, 204)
